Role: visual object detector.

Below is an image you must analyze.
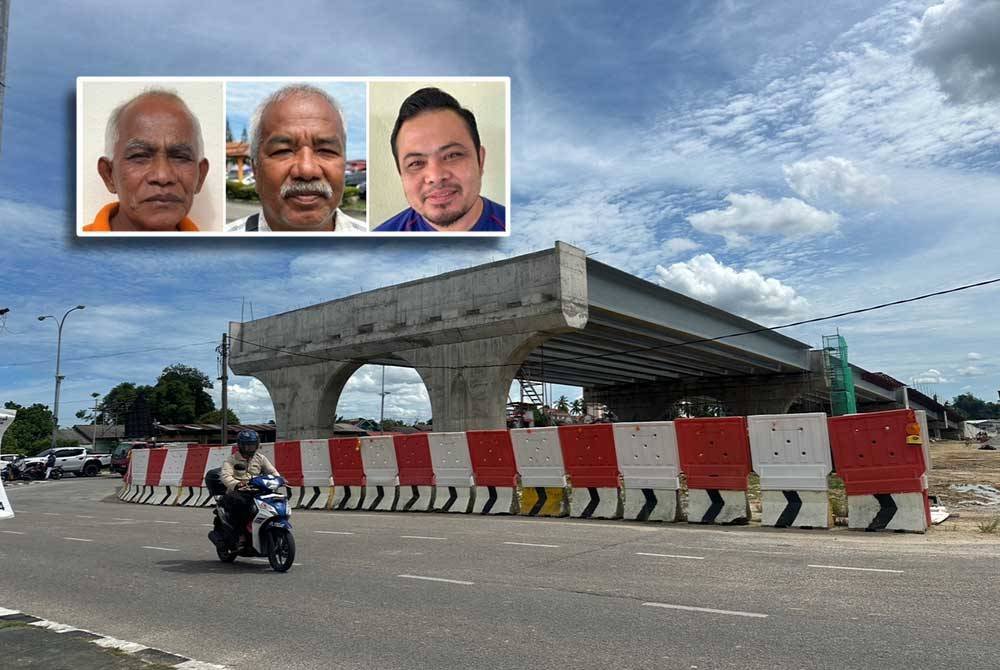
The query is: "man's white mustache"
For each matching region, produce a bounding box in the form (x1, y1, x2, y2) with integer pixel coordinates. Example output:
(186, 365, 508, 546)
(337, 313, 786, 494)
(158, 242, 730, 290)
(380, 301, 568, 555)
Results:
(281, 180, 333, 199)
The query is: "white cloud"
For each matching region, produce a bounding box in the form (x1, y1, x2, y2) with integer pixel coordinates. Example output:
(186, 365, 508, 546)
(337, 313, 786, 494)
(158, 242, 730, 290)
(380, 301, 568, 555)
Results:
(654, 253, 809, 321)
(912, 368, 949, 384)
(783, 156, 893, 206)
(968, 352, 984, 360)
(957, 366, 985, 376)
(687, 193, 840, 246)
(912, 0, 1000, 104)
(661, 237, 701, 257)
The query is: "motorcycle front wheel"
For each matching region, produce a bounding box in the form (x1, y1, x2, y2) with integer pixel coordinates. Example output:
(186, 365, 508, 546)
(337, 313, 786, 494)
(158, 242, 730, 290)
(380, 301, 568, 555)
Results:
(216, 543, 238, 563)
(49, 469, 62, 480)
(267, 528, 295, 572)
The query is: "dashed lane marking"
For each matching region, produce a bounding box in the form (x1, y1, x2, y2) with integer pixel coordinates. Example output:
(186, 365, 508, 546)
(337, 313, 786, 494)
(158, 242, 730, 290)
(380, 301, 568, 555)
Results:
(153, 520, 180, 525)
(636, 552, 705, 560)
(643, 602, 768, 618)
(808, 564, 904, 574)
(398, 574, 474, 586)
(142, 546, 180, 552)
(1, 530, 25, 535)
(315, 530, 355, 535)
(503, 541, 560, 548)
(400, 535, 447, 540)
(63, 537, 94, 542)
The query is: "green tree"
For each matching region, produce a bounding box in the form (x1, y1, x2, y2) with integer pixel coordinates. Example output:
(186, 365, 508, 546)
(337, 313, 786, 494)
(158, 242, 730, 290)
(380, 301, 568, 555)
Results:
(556, 395, 569, 412)
(951, 392, 999, 419)
(570, 398, 583, 415)
(198, 408, 240, 425)
(226, 118, 233, 142)
(2, 401, 55, 455)
(100, 382, 149, 424)
(150, 364, 215, 424)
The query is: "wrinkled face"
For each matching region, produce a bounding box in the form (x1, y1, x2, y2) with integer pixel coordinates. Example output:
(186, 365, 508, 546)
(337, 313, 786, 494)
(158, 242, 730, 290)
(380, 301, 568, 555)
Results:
(254, 93, 346, 231)
(98, 96, 208, 231)
(395, 109, 485, 230)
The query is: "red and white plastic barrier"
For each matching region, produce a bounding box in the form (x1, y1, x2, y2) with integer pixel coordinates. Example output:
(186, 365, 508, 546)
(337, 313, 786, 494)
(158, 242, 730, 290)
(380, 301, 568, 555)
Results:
(359, 435, 400, 511)
(428, 432, 474, 513)
(613, 422, 681, 522)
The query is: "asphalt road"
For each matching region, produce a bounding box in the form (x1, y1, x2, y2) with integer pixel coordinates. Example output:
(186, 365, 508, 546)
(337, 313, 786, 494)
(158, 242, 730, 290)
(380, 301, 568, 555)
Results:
(2, 477, 998, 670)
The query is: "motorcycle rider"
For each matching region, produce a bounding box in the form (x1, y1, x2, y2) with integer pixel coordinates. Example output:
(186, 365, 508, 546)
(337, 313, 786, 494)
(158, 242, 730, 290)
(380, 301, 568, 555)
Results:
(45, 451, 57, 479)
(214, 430, 279, 548)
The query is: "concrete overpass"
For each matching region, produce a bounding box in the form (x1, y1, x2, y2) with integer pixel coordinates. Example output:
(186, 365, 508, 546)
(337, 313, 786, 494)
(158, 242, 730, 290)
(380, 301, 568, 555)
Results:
(229, 242, 952, 438)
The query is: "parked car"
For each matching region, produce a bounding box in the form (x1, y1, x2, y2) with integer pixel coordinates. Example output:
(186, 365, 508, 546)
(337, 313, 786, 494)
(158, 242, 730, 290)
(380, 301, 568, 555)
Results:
(21, 447, 110, 477)
(110, 442, 149, 476)
(345, 170, 366, 187)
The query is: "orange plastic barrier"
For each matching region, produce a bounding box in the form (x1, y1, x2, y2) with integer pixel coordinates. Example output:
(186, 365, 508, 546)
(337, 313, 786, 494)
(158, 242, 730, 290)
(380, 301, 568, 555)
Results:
(827, 409, 926, 496)
(557, 424, 620, 488)
(675, 417, 751, 490)
(466, 430, 519, 487)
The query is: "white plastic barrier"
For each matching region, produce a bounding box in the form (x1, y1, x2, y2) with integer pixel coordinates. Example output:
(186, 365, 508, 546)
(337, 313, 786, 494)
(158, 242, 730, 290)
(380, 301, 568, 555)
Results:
(359, 435, 399, 511)
(295, 439, 334, 510)
(148, 447, 188, 505)
(510, 427, 567, 517)
(748, 413, 832, 528)
(428, 432, 474, 513)
(127, 448, 152, 503)
(612, 422, 681, 522)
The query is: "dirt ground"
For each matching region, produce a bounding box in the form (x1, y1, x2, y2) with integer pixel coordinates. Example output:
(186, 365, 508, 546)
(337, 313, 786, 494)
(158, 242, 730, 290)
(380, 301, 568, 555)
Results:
(924, 438, 1000, 534)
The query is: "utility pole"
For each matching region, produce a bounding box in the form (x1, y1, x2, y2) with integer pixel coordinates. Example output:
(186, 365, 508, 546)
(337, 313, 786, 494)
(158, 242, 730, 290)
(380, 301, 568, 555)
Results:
(91, 392, 100, 447)
(379, 365, 391, 431)
(218, 333, 229, 445)
(38, 305, 85, 450)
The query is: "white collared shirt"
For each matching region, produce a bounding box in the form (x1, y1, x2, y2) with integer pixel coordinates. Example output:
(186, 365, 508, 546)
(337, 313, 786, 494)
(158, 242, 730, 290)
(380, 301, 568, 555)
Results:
(225, 209, 368, 233)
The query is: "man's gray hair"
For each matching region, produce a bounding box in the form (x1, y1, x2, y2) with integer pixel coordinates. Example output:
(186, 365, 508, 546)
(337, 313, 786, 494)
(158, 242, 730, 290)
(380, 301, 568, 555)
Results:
(248, 84, 346, 164)
(104, 88, 204, 159)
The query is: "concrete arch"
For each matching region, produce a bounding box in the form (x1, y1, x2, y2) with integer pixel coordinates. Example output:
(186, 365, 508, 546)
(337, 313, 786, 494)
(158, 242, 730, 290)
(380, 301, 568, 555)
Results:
(252, 359, 361, 440)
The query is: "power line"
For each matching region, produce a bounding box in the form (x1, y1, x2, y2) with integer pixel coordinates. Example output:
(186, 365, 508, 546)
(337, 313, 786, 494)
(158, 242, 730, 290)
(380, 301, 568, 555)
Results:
(0, 340, 219, 369)
(229, 275, 1000, 371)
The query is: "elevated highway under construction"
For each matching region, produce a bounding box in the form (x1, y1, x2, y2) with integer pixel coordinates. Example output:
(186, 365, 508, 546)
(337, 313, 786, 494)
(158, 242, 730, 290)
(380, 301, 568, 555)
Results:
(229, 242, 954, 438)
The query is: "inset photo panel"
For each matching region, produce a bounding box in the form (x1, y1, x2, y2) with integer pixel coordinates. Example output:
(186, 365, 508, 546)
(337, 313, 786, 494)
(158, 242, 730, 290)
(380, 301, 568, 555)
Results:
(224, 80, 368, 235)
(77, 78, 225, 234)
(369, 79, 509, 235)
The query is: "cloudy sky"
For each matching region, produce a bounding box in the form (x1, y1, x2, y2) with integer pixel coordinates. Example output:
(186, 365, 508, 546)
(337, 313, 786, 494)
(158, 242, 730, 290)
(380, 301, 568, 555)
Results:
(2, 0, 999, 427)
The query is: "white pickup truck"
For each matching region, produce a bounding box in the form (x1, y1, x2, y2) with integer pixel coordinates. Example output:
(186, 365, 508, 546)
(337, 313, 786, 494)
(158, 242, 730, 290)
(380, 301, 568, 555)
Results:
(21, 447, 112, 477)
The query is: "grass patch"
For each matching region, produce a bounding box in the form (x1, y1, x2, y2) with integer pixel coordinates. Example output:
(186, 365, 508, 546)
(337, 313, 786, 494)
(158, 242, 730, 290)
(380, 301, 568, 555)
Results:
(0, 620, 30, 630)
(976, 516, 1000, 534)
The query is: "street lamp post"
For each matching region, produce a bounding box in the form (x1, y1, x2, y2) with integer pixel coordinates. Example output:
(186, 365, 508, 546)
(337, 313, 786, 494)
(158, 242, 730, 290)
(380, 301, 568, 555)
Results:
(379, 365, 392, 431)
(38, 305, 85, 450)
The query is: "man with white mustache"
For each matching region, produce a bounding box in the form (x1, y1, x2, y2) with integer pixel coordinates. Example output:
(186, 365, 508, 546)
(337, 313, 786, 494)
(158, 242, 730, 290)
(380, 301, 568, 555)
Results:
(375, 87, 505, 233)
(226, 84, 367, 233)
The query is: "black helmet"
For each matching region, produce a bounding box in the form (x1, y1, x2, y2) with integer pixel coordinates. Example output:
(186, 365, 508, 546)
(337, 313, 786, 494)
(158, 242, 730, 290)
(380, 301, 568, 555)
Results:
(236, 429, 260, 458)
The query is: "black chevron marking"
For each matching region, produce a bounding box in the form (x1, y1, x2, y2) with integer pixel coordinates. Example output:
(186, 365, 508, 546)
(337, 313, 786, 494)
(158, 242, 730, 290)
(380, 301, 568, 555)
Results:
(305, 487, 321, 509)
(481, 486, 498, 514)
(139, 487, 155, 504)
(868, 494, 897, 531)
(701, 489, 724, 523)
(294, 487, 306, 508)
(775, 490, 802, 528)
(369, 486, 385, 510)
(580, 488, 601, 518)
(637, 488, 658, 521)
(178, 488, 195, 506)
(157, 486, 172, 505)
(402, 486, 420, 511)
(441, 487, 458, 512)
(529, 487, 547, 516)
(336, 486, 352, 510)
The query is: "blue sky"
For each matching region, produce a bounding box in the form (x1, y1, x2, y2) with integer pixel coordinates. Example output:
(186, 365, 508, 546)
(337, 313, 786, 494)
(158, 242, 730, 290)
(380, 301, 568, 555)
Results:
(2, 0, 999, 426)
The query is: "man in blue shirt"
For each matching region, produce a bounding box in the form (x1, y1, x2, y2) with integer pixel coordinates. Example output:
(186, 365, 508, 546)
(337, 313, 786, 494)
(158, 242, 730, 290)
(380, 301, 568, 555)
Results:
(375, 88, 505, 233)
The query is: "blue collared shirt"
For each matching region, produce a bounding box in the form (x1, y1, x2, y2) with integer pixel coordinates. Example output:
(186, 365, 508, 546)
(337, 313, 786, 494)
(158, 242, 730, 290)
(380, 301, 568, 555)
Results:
(375, 197, 506, 232)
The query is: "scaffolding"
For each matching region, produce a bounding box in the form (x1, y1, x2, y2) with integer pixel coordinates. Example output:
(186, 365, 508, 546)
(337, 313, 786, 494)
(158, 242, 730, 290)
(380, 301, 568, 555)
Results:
(822, 333, 857, 416)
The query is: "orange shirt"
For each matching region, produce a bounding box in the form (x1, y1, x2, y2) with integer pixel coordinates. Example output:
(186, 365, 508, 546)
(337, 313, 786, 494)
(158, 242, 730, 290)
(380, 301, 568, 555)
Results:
(84, 202, 199, 232)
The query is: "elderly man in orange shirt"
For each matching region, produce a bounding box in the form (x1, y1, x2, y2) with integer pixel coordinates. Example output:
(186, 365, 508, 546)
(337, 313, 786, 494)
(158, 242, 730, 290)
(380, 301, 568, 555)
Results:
(86, 90, 209, 232)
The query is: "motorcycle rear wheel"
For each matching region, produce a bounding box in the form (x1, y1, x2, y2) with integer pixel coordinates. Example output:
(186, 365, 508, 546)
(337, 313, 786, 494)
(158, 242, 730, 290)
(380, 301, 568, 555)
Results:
(267, 528, 295, 572)
(216, 543, 238, 563)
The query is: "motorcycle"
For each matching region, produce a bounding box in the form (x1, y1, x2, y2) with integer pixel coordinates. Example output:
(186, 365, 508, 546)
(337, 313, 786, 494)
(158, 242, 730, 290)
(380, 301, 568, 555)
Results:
(204, 469, 295, 572)
(16, 461, 62, 481)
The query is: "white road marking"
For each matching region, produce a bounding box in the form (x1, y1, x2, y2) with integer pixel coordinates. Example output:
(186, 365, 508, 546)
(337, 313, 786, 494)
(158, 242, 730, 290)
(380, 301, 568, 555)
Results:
(0, 608, 20, 616)
(315, 530, 355, 535)
(200, 524, 214, 527)
(0, 530, 25, 535)
(673, 545, 792, 556)
(503, 541, 560, 548)
(30, 620, 77, 633)
(643, 602, 768, 618)
(153, 520, 180, 525)
(64, 537, 94, 542)
(398, 574, 474, 586)
(75, 515, 96, 519)
(808, 564, 903, 574)
(503, 519, 656, 532)
(636, 552, 705, 560)
(113, 518, 134, 521)
(93, 637, 148, 653)
(43, 512, 60, 516)
(400, 535, 447, 540)
(142, 546, 180, 552)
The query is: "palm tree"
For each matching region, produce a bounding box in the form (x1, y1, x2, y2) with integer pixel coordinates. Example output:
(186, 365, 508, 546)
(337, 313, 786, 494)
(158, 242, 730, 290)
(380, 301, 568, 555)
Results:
(556, 395, 570, 412)
(570, 398, 583, 415)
